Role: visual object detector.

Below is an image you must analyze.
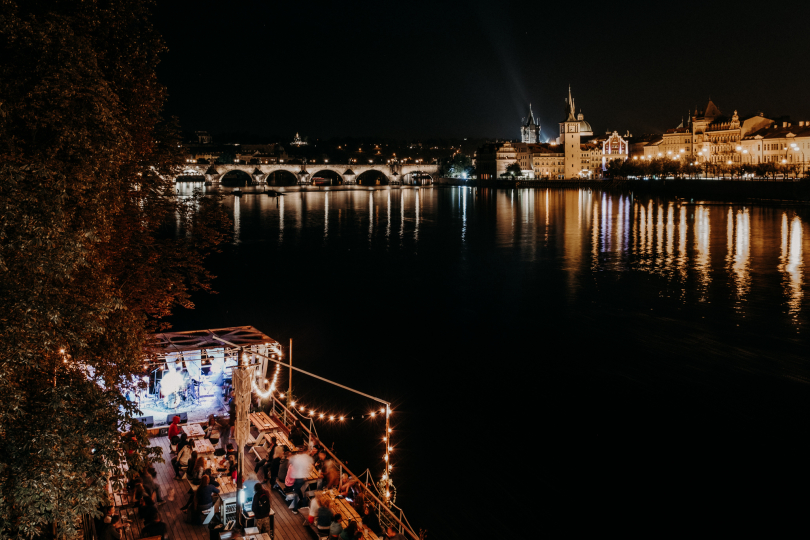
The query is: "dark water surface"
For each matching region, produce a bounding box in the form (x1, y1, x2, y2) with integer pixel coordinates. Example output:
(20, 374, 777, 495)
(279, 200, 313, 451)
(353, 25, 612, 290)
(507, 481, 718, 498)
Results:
(171, 185, 810, 534)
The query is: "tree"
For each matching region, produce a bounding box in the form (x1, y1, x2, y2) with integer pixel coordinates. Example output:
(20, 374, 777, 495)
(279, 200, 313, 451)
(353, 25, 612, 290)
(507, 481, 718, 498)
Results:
(440, 154, 474, 178)
(505, 163, 522, 177)
(605, 159, 624, 179)
(0, 2, 230, 538)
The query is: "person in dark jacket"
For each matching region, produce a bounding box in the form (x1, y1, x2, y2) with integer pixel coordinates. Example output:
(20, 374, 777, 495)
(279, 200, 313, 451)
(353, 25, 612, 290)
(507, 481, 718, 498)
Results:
(252, 483, 272, 533)
(140, 512, 169, 540)
(195, 475, 220, 510)
(289, 421, 305, 448)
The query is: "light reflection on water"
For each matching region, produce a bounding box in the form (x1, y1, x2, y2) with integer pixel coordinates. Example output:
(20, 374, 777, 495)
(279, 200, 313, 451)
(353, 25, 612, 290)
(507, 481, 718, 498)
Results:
(179, 184, 810, 329)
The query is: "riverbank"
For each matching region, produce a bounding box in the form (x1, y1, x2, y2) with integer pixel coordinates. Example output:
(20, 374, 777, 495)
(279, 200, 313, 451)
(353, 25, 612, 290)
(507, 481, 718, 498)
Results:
(437, 177, 810, 202)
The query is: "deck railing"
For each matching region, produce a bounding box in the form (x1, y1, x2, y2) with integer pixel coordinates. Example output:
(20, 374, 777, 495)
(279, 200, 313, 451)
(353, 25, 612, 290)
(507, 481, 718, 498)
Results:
(268, 396, 420, 540)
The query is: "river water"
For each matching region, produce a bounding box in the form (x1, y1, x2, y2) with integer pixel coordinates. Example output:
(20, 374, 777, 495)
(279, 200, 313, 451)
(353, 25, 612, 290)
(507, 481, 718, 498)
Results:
(172, 184, 810, 534)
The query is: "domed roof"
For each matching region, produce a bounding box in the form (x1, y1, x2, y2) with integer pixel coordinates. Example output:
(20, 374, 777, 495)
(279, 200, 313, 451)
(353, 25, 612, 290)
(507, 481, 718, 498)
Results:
(577, 112, 592, 134)
(578, 120, 593, 133)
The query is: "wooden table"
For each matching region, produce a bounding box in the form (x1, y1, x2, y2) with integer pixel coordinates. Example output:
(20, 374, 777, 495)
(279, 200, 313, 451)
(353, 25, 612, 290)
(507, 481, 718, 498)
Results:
(249, 412, 280, 433)
(249, 412, 281, 446)
(242, 534, 272, 540)
(193, 438, 215, 455)
(182, 423, 206, 439)
(322, 489, 380, 540)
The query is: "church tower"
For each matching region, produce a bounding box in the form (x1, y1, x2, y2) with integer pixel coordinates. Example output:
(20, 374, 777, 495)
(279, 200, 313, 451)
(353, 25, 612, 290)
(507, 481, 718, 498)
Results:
(521, 104, 541, 143)
(560, 86, 581, 179)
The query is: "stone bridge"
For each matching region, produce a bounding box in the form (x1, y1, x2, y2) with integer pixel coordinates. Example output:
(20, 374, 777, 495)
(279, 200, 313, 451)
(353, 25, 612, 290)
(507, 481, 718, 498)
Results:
(177, 163, 440, 186)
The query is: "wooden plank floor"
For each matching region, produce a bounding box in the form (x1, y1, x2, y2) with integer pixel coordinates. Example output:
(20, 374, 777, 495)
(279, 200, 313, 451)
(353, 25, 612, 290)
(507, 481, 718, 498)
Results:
(115, 431, 315, 540)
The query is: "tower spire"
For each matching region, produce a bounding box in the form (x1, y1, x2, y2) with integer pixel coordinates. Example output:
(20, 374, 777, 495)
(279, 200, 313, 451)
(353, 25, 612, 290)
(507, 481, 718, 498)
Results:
(566, 85, 576, 121)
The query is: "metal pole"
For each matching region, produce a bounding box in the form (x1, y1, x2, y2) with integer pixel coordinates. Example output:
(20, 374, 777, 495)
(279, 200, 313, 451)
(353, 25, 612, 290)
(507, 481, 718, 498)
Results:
(287, 339, 293, 422)
(385, 404, 391, 506)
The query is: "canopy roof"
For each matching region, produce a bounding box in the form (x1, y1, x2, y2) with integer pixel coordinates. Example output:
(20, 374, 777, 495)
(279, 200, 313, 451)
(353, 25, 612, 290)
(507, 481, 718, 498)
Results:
(148, 326, 279, 355)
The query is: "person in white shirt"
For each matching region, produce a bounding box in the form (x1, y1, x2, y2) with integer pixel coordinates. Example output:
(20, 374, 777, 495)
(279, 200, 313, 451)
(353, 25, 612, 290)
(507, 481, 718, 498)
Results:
(288, 450, 314, 514)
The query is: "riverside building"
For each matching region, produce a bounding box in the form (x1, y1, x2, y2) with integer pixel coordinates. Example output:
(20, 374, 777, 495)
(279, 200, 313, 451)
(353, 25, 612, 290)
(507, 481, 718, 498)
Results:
(478, 87, 629, 179)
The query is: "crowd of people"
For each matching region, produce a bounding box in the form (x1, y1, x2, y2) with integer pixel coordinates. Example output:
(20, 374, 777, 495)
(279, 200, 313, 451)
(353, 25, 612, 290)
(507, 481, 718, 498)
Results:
(102, 411, 410, 540)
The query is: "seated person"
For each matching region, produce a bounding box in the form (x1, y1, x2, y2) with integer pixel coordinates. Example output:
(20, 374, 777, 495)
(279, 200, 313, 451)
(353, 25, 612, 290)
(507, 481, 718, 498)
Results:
(338, 473, 358, 497)
(137, 495, 158, 523)
(195, 475, 220, 511)
(140, 512, 169, 540)
(316, 494, 334, 528)
(361, 504, 382, 536)
(329, 513, 343, 538)
(339, 521, 362, 539)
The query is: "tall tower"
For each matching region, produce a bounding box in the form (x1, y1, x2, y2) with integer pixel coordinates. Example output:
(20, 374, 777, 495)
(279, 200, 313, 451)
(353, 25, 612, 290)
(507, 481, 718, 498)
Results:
(560, 86, 581, 179)
(521, 104, 541, 143)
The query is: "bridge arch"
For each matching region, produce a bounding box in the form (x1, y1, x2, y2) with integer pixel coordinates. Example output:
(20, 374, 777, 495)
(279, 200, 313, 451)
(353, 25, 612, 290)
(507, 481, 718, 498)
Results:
(310, 169, 344, 186)
(403, 171, 434, 185)
(356, 169, 390, 186)
(220, 169, 253, 187)
(266, 169, 298, 186)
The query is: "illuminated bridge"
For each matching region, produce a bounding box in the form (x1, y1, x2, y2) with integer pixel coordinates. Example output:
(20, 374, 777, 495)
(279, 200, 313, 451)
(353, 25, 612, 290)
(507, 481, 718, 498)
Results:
(177, 163, 440, 186)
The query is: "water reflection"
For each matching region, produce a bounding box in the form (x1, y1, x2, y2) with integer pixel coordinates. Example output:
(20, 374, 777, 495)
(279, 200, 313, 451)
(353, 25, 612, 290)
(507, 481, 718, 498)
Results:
(233, 195, 241, 245)
(781, 214, 804, 316)
(213, 188, 807, 328)
(695, 206, 711, 290)
(728, 208, 750, 303)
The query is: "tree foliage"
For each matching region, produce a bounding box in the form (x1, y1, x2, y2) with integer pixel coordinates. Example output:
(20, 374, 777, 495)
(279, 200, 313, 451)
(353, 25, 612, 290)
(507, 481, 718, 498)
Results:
(603, 157, 803, 180)
(439, 154, 474, 178)
(0, 1, 230, 537)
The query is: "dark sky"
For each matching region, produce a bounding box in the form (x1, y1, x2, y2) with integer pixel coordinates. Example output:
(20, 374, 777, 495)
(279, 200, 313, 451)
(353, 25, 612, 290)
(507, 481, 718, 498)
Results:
(154, 0, 810, 141)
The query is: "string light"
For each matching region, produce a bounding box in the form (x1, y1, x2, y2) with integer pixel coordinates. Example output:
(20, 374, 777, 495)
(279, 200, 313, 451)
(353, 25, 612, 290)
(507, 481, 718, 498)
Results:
(339, 416, 344, 421)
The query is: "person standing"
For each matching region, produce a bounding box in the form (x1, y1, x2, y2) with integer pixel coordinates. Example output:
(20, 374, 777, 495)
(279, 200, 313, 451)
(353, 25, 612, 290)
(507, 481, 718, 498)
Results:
(288, 449, 313, 514)
(142, 466, 165, 504)
(252, 483, 272, 534)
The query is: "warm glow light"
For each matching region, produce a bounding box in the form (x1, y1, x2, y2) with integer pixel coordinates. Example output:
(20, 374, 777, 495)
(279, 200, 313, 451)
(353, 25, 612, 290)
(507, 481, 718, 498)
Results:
(59, 348, 65, 354)
(290, 401, 295, 406)
(339, 416, 345, 421)
(370, 412, 376, 417)
(319, 414, 324, 419)
(329, 415, 334, 420)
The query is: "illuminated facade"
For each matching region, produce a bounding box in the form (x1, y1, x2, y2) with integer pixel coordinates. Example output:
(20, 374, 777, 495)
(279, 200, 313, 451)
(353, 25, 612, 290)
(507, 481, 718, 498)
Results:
(521, 104, 541, 143)
(741, 121, 810, 171)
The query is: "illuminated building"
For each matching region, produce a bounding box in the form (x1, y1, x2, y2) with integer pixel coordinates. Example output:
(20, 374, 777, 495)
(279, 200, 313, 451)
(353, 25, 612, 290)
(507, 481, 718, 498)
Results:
(521, 104, 541, 143)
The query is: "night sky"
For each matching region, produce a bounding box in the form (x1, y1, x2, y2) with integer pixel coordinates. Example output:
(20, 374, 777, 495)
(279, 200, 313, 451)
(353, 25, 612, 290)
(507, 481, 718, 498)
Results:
(154, 0, 810, 141)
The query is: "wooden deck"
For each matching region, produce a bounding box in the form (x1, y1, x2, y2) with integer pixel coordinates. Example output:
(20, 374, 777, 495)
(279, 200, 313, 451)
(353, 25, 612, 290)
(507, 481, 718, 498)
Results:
(113, 430, 318, 540)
